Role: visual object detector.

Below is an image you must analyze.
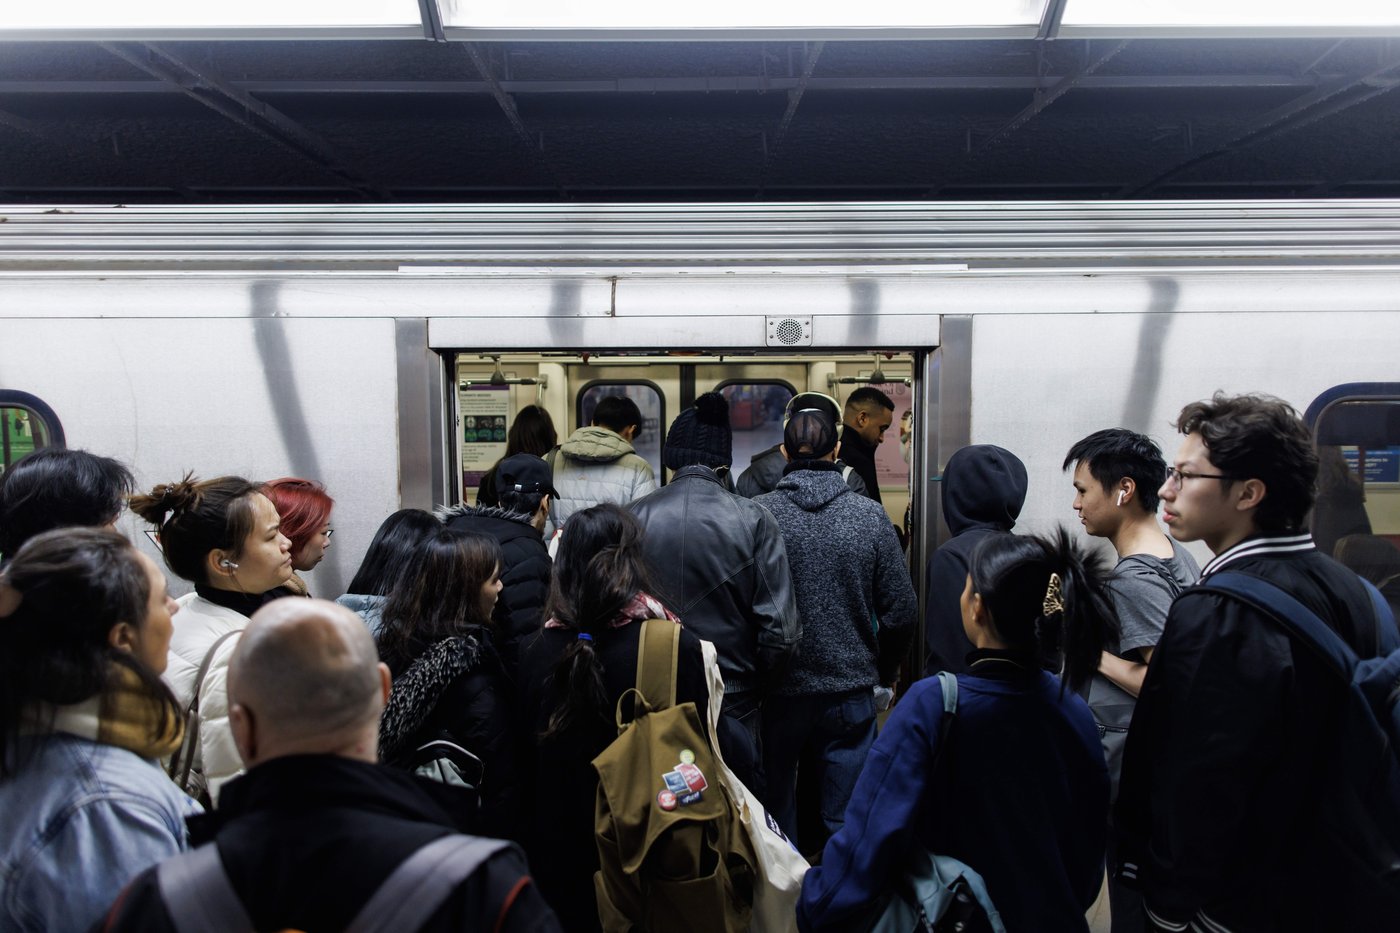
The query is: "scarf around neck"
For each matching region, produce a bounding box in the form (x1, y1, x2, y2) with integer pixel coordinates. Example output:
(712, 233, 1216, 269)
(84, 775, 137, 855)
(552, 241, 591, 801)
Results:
(27, 662, 185, 761)
(543, 591, 680, 630)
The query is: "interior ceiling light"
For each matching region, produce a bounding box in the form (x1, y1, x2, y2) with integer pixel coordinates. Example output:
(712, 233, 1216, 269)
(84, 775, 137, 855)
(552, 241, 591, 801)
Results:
(438, 0, 1049, 34)
(0, 0, 421, 34)
(1061, 0, 1400, 34)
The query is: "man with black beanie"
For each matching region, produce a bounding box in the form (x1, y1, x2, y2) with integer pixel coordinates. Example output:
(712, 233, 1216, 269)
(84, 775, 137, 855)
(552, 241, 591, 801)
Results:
(629, 391, 799, 796)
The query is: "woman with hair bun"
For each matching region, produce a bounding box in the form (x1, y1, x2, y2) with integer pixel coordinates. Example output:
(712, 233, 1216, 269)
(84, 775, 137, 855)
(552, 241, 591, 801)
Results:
(0, 528, 199, 932)
(261, 477, 335, 596)
(517, 503, 709, 929)
(798, 528, 1113, 933)
(130, 474, 292, 803)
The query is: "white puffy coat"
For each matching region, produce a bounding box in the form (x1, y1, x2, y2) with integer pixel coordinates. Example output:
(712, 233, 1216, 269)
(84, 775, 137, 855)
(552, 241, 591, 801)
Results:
(162, 593, 247, 804)
(547, 426, 657, 533)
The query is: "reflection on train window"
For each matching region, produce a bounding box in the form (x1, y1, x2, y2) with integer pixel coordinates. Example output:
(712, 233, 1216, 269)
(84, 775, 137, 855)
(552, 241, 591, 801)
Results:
(577, 382, 665, 481)
(0, 392, 64, 474)
(717, 382, 794, 473)
(1308, 389, 1400, 599)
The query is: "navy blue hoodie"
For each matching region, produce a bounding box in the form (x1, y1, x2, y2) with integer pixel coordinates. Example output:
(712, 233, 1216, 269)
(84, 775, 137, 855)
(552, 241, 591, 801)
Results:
(922, 445, 1029, 675)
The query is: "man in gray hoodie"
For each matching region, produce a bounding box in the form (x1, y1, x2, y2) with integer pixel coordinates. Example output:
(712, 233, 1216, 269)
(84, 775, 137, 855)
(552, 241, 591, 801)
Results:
(755, 401, 917, 853)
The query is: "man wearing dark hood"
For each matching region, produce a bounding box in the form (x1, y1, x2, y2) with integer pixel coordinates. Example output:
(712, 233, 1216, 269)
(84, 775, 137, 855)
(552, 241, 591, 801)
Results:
(922, 444, 1029, 676)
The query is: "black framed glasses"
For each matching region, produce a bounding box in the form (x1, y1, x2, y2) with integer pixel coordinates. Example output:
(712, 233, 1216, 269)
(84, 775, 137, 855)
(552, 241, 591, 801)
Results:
(1164, 466, 1238, 489)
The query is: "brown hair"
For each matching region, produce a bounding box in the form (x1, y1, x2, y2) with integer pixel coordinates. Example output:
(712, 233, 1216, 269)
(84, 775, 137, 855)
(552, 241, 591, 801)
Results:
(130, 474, 262, 584)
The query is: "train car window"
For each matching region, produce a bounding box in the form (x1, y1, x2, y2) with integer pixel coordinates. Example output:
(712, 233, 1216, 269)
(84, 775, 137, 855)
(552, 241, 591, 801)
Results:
(716, 381, 795, 473)
(0, 392, 64, 475)
(577, 382, 665, 481)
(1306, 385, 1400, 583)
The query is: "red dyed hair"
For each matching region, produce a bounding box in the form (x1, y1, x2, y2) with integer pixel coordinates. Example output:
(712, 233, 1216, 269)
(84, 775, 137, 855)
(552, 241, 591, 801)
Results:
(261, 477, 334, 557)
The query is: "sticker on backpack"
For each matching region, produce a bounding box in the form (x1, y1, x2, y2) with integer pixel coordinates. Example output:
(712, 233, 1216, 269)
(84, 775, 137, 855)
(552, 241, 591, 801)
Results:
(658, 749, 707, 809)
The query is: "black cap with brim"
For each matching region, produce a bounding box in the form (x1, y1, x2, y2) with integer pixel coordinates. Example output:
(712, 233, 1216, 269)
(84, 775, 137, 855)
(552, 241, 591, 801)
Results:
(498, 453, 560, 498)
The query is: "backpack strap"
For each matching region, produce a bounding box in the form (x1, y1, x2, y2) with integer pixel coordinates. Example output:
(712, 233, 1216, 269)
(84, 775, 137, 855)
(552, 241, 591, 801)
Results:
(167, 629, 242, 792)
(345, 834, 513, 933)
(1202, 571, 1360, 680)
(635, 619, 680, 713)
(1363, 578, 1400, 655)
(156, 843, 252, 933)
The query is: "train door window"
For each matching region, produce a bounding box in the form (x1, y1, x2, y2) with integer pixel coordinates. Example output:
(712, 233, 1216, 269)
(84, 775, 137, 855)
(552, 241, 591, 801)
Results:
(577, 382, 665, 480)
(0, 392, 64, 474)
(715, 381, 795, 472)
(1307, 386, 1400, 596)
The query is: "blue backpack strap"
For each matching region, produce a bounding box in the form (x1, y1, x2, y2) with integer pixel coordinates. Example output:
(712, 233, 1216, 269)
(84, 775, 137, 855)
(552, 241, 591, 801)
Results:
(935, 671, 959, 717)
(156, 843, 252, 933)
(1202, 571, 1359, 678)
(1360, 577, 1400, 654)
(345, 834, 514, 933)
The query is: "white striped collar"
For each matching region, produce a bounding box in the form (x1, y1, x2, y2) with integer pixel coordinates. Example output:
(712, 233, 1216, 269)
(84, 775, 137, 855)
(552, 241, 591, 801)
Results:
(1201, 531, 1315, 578)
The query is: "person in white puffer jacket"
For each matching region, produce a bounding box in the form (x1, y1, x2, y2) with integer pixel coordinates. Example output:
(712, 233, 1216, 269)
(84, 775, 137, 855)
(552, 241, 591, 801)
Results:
(546, 396, 656, 537)
(130, 474, 293, 805)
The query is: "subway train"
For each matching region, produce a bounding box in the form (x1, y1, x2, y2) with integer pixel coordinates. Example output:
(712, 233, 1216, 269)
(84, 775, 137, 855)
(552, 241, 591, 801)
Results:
(2, 200, 1399, 647)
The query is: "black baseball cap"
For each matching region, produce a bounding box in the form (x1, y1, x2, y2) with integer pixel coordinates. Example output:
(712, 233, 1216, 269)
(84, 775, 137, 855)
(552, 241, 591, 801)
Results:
(498, 454, 559, 498)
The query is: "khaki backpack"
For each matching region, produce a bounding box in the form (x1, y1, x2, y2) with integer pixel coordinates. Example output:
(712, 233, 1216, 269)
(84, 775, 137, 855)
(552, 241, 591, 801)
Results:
(591, 619, 757, 933)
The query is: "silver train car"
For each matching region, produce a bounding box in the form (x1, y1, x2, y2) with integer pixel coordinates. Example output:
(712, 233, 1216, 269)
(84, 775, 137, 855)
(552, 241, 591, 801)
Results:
(2, 201, 1399, 622)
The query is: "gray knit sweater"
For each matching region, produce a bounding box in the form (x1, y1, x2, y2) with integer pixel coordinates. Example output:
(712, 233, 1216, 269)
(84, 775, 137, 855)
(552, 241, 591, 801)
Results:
(755, 465, 918, 696)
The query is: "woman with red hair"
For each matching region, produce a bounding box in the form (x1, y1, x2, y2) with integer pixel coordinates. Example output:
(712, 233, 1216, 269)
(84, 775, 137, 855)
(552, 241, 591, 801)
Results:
(262, 477, 334, 597)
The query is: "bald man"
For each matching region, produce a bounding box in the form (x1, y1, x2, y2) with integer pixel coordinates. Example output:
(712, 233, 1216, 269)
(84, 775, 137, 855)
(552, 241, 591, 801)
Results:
(102, 599, 559, 933)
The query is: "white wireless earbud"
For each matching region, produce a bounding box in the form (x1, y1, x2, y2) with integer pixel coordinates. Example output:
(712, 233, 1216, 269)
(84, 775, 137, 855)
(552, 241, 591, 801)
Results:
(220, 559, 239, 570)
(1116, 490, 1126, 507)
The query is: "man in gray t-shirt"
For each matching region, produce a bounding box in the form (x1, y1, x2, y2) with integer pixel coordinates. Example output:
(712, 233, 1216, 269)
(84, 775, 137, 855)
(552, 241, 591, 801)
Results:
(1065, 428, 1200, 933)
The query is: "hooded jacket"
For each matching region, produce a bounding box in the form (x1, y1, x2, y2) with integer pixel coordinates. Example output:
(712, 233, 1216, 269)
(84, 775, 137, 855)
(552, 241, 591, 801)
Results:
(922, 445, 1029, 676)
(755, 464, 917, 695)
(440, 504, 551, 674)
(629, 465, 800, 693)
(547, 427, 656, 533)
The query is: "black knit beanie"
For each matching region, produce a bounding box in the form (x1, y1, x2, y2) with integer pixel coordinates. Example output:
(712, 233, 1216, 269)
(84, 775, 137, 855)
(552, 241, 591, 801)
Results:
(663, 392, 732, 470)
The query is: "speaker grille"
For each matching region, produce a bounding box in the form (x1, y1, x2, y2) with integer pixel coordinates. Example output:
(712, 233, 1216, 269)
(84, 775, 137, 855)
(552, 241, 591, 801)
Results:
(766, 316, 812, 347)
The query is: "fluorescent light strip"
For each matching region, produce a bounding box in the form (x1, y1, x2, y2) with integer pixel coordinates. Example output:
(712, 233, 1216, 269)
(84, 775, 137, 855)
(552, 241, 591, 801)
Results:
(0, 0, 421, 30)
(1061, 0, 1400, 29)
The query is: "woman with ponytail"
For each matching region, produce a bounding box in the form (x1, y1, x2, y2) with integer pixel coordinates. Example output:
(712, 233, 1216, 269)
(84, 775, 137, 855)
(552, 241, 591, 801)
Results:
(799, 528, 1114, 933)
(130, 474, 293, 804)
(0, 528, 199, 932)
(518, 503, 708, 930)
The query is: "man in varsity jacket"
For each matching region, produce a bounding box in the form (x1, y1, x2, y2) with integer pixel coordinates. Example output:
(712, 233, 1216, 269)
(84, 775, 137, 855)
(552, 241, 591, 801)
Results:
(1115, 393, 1391, 933)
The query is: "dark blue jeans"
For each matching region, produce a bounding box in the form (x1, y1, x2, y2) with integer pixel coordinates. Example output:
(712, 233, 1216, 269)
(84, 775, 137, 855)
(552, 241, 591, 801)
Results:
(761, 688, 877, 853)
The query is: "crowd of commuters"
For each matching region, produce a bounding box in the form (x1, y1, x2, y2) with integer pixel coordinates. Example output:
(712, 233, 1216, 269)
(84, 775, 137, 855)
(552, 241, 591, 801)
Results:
(0, 390, 1396, 932)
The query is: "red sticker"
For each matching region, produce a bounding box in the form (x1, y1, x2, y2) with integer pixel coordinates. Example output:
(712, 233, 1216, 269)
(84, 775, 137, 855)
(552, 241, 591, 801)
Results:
(657, 790, 678, 811)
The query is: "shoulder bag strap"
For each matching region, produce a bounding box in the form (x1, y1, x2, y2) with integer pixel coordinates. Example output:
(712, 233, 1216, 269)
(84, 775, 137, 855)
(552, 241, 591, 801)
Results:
(635, 619, 680, 713)
(346, 834, 514, 933)
(1361, 577, 1400, 654)
(168, 628, 242, 789)
(156, 843, 252, 933)
(931, 672, 959, 771)
(1202, 571, 1359, 680)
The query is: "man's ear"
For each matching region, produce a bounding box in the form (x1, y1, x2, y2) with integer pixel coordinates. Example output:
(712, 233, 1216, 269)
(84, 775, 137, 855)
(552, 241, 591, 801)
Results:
(537, 494, 551, 515)
(779, 444, 792, 463)
(230, 703, 256, 766)
(1120, 477, 1136, 504)
(107, 621, 138, 655)
(832, 440, 842, 461)
(377, 662, 392, 706)
(1234, 478, 1267, 513)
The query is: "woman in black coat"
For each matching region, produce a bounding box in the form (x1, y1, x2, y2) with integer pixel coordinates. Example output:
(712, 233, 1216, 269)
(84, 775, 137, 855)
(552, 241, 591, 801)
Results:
(375, 527, 518, 840)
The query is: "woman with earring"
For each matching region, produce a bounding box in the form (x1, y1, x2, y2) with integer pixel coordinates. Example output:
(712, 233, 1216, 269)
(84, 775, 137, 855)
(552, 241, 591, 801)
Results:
(0, 528, 198, 932)
(130, 475, 293, 805)
(798, 529, 1113, 933)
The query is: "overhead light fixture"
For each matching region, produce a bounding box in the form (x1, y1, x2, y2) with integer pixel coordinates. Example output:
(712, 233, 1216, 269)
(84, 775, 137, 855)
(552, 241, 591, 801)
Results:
(0, 0, 422, 38)
(1060, 0, 1400, 36)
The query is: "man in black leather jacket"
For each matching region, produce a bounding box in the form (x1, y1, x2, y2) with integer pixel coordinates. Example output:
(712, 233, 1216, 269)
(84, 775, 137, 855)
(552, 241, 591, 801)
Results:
(630, 392, 800, 796)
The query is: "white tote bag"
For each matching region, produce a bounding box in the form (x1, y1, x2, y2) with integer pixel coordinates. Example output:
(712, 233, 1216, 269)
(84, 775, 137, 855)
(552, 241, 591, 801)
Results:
(699, 639, 809, 933)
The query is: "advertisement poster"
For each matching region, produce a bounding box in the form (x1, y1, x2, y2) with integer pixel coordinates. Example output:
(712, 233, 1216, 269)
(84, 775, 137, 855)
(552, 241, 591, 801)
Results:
(461, 387, 511, 486)
(871, 381, 913, 489)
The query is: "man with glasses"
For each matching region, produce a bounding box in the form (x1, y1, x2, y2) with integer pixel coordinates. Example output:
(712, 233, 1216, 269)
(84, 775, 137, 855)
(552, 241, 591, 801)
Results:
(1115, 393, 1392, 933)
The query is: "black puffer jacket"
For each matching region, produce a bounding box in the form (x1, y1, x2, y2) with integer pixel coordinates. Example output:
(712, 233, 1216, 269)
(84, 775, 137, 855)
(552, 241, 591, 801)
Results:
(441, 505, 551, 674)
(378, 633, 519, 840)
(629, 465, 800, 693)
(735, 444, 868, 499)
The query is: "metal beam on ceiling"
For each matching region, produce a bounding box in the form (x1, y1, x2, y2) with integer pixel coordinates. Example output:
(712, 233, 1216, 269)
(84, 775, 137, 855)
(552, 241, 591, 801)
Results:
(461, 43, 569, 199)
(99, 42, 392, 200)
(758, 41, 824, 195)
(1120, 46, 1400, 197)
(1036, 0, 1070, 41)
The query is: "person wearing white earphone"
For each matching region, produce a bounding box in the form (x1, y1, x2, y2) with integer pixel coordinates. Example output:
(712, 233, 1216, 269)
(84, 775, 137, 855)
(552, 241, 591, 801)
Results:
(131, 475, 294, 804)
(1063, 429, 1201, 933)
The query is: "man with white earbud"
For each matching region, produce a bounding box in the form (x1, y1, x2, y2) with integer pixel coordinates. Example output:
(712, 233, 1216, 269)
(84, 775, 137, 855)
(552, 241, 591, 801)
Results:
(1063, 428, 1200, 933)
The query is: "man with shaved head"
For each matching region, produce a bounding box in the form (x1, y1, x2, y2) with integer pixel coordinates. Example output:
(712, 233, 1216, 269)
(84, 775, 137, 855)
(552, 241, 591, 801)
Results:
(102, 599, 559, 932)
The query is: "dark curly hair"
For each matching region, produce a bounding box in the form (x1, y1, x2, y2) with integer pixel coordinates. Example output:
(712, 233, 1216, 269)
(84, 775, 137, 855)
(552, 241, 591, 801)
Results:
(1062, 428, 1168, 514)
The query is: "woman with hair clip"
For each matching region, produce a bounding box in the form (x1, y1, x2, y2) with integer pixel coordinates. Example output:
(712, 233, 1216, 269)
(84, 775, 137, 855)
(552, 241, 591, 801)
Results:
(335, 508, 440, 638)
(130, 475, 293, 804)
(798, 529, 1113, 933)
(0, 528, 199, 932)
(374, 527, 518, 839)
(517, 503, 709, 930)
(477, 405, 558, 508)
(261, 477, 335, 596)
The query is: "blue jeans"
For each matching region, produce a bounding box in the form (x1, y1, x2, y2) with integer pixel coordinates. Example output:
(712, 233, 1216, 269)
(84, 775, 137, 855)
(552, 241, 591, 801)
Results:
(761, 688, 877, 852)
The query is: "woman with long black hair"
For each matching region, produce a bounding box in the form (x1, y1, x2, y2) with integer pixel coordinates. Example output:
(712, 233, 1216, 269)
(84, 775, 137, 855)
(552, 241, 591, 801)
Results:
(518, 503, 709, 931)
(798, 528, 1113, 933)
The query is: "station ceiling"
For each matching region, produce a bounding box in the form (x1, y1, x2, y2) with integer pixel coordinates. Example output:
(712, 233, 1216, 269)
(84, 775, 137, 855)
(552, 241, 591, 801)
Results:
(1, 35, 1398, 203)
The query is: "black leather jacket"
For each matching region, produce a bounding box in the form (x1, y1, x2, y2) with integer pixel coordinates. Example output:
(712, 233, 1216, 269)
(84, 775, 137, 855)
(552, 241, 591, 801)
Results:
(629, 466, 800, 693)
